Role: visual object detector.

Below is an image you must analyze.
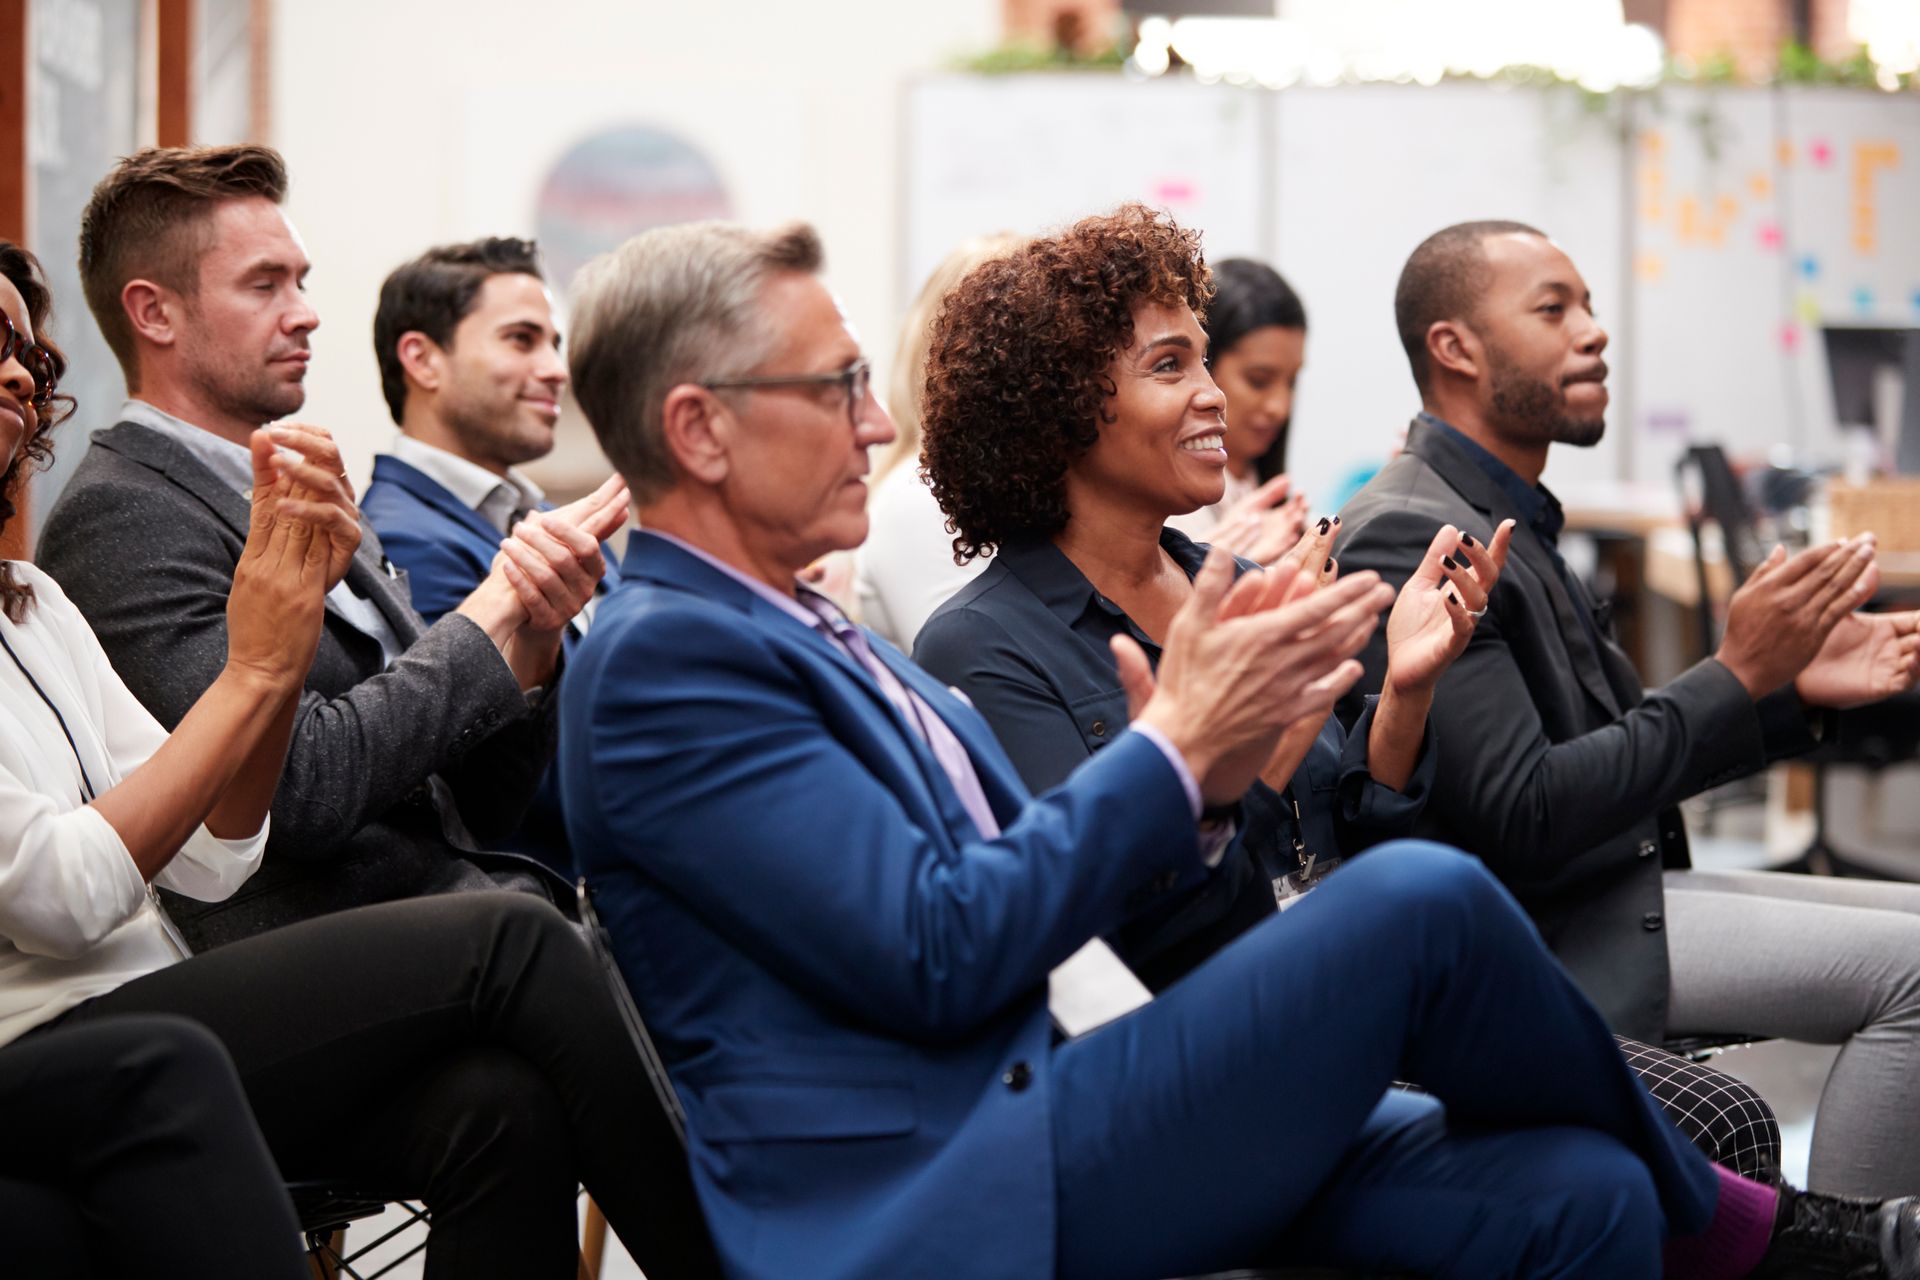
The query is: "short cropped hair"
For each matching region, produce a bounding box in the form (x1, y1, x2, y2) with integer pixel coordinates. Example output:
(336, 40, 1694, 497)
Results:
(78, 144, 288, 385)
(373, 237, 544, 424)
(1394, 220, 1544, 394)
(921, 202, 1212, 563)
(568, 221, 823, 504)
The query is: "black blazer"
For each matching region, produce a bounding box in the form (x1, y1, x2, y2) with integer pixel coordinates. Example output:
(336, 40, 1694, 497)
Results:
(913, 528, 1431, 990)
(36, 422, 561, 948)
(1333, 419, 1818, 1040)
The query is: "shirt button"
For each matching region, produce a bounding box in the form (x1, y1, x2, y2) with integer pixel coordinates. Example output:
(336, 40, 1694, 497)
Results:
(1002, 1061, 1033, 1092)
(1089, 719, 1107, 738)
(1642, 912, 1664, 931)
(1637, 840, 1657, 859)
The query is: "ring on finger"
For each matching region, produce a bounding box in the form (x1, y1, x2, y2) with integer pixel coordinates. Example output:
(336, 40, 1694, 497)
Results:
(1466, 604, 1488, 620)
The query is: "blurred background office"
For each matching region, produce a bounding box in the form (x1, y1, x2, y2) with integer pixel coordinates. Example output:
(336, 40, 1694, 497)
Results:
(3, 0, 1920, 1271)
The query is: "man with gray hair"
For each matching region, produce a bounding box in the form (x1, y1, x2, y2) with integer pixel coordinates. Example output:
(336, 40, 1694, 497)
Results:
(553, 216, 1872, 1280)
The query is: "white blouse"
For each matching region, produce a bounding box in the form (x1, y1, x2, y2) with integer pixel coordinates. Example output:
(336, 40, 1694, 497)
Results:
(0, 561, 264, 1046)
(854, 464, 987, 651)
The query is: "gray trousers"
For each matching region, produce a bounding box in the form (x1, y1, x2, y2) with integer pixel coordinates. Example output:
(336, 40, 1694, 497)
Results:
(1665, 867, 1920, 1198)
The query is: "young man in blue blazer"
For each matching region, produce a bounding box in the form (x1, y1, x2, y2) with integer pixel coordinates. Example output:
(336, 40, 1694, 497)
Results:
(362, 237, 624, 871)
(556, 216, 1916, 1280)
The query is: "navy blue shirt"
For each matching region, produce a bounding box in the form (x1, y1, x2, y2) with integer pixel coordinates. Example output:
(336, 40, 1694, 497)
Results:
(1420, 412, 1609, 656)
(913, 526, 1434, 990)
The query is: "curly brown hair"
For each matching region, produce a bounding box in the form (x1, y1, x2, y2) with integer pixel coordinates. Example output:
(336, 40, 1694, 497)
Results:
(920, 202, 1212, 563)
(0, 241, 76, 621)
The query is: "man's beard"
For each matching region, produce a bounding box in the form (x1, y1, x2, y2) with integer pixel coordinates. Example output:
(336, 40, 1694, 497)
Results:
(1489, 363, 1605, 448)
(443, 390, 551, 471)
(192, 358, 305, 426)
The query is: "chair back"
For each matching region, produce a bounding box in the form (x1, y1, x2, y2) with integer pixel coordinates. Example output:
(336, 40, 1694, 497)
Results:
(576, 878, 687, 1149)
(1674, 444, 1763, 654)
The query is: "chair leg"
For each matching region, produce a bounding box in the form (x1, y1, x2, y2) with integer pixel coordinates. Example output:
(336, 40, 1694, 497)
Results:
(307, 1228, 345, 1280)
(580, 1197, 609, 1280)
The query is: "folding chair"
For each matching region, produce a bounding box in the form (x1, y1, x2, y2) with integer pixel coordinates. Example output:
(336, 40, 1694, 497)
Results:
(287, 1182, 427, 1280)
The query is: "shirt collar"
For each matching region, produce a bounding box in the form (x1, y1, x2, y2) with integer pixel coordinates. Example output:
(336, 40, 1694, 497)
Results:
(1419, 411, 1566, 546)
(997, 526, 1212, 643)
(643, 529, 824, 632)
(120, 399, 254, 495)
(390, 434, 544, 533)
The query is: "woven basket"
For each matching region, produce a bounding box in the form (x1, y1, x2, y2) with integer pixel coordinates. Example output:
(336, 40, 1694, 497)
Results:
(1827, 479, 1920, 553)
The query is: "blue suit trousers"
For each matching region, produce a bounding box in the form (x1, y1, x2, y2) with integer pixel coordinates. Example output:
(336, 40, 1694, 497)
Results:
(1053, 842, 1723, 1280)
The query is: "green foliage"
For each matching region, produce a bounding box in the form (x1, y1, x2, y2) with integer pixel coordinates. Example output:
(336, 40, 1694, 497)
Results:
(951, 37, 1916, 92)
(955, 40, 1128, 74)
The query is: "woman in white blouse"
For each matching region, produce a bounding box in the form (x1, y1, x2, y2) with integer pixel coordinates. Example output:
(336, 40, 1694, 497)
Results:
(0, 243, 715, 1278)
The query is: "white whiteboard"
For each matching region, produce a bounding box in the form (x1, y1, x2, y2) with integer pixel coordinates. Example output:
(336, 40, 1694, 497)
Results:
(903, 77, 1920, 502)
(903, 73, 1271, 307)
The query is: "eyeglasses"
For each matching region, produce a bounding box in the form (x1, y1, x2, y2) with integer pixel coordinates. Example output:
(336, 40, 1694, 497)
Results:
(702, 357, 872, 429)
(0, 311, 55, 409)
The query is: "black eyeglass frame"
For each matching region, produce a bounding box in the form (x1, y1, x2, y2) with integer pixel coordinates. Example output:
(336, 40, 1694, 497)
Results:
(0, 310, 55, 409)
(701, 357, 872, 428)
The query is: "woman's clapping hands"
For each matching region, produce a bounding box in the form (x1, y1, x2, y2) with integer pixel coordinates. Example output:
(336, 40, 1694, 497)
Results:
(1383, 519, 1514, 696)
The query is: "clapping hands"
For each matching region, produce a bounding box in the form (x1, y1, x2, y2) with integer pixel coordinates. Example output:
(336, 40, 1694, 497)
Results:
(1384, 520, 1515, 696)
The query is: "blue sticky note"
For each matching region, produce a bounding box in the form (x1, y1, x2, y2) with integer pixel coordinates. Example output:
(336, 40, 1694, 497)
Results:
(1854, 285, 1875, 314)
(1798, 255, 1820, 280)
(1911, 288, 1920, 315)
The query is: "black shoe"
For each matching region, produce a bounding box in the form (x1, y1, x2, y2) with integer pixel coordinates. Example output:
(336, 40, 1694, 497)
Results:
(1751, 1188, 1920, 1279)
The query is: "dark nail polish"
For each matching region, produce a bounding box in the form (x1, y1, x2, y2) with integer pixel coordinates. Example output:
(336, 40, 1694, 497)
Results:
(1323, 557, 1334, 573)
(1442, 555, 1458, 571)
(1332, 515, 1340, 525)
(1461, 533, 1476, 547)
(1316, 517, 1331, 535)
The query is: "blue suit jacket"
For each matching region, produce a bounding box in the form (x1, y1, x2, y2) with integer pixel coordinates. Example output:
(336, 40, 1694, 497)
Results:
(363, 453, 619, 872)
(561, 531, 1205, 1279)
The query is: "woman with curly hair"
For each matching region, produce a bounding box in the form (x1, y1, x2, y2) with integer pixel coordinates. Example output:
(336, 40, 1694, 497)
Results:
(912, 203, 1788, 1185)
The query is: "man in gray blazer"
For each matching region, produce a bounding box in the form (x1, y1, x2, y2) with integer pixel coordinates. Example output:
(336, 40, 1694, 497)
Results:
(1335, 218, 1920, 1198)
(38, 144, 619, 948)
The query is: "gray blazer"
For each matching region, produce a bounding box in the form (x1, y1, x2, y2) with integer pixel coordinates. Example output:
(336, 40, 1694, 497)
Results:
(1333, 419, 1817, 1040)
(36, 421, 561, 948)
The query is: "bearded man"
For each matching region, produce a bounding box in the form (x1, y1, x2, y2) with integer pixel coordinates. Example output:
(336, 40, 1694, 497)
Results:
(1333, 220, 1920, 1200)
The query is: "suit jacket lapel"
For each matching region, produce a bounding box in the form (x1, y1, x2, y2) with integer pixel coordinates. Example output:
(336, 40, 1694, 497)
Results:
(343, 523, 425, 647)
(1407, 424, 1624, 717)
(96, 422, 424, 647)
(372, 456, 508, 555)
(629, 533, 999, 837)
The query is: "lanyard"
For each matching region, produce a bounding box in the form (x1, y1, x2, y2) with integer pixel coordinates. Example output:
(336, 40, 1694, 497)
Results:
(0, 628, 191, 956)
(0, 628, 96, 803)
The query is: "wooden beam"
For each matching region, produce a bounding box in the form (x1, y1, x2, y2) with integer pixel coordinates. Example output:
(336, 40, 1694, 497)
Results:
(0, 0, 25, 558)
(0, 0, 25, 243)
(157, 0, 190, 147)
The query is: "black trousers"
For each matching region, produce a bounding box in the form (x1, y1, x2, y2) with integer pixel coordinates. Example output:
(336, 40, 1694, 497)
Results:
(0, 1014, 306, 1279)
(50, 892, 719, 1280)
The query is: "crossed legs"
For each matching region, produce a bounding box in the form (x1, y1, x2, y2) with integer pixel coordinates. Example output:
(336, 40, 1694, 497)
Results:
(51, 892, 719, 1280)
(1053, 842, 1721, 1280)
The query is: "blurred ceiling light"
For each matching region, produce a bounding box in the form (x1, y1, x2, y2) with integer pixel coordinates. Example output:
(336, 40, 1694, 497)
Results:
(1851, 0, 1920, 76)
(1125, 0, 1683, 91)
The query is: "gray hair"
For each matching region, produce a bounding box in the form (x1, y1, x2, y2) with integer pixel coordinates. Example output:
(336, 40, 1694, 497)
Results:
(568, 220, 825, 503)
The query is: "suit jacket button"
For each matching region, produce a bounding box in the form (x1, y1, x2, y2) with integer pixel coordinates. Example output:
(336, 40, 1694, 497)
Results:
(1642, 911, 1663, 931)
(1002, 1061, 1033, 1092)
(1637, 840, 1657, 858)
(1089, 719, 1107, 738)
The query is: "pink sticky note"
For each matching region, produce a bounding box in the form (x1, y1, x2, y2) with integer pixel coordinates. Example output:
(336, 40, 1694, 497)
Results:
(1779, 322, 1801, 352)
(1810, 139, 1834, 167)
(1757, 220, 1783, 250)
(1151, 179, 1196, 205)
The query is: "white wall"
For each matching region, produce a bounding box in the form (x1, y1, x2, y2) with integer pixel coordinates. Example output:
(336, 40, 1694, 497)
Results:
(269, 0, 999, 486)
